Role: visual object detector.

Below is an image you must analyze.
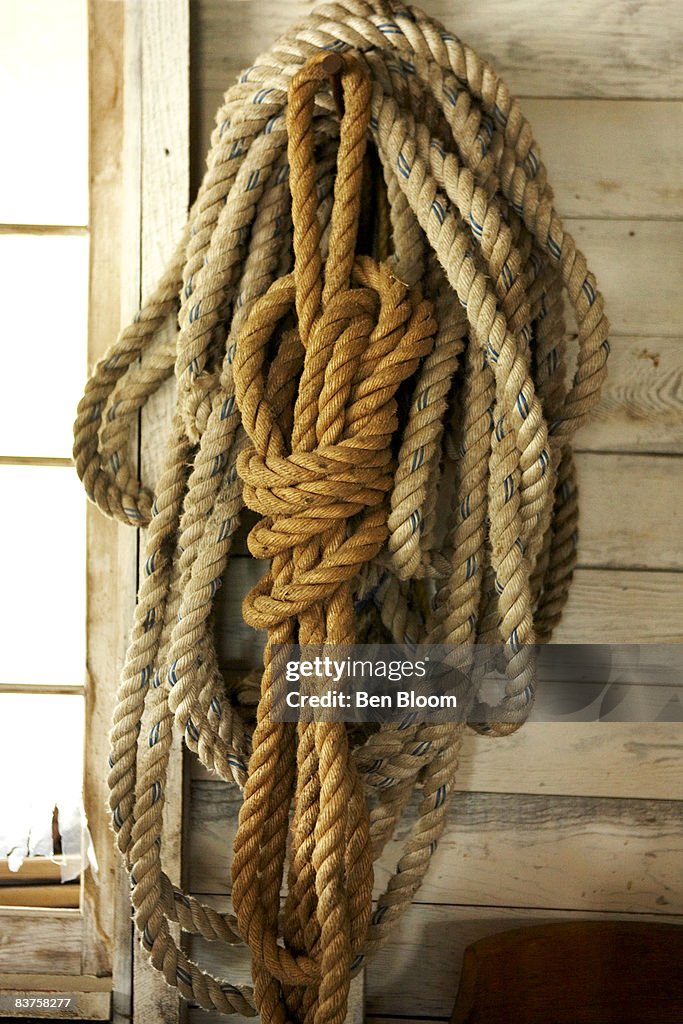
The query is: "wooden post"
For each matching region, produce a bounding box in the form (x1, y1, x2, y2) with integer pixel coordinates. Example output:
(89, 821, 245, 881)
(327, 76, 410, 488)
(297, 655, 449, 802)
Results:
(132, 1, 189, 1021)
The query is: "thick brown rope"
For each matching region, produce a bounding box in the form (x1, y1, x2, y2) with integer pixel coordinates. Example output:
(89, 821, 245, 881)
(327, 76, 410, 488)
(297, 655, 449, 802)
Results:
(231, 55, 436, 1024)
(73, 3, 609, 1020)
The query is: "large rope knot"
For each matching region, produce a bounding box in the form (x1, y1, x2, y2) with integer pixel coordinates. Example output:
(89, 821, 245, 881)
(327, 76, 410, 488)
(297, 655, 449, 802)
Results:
(236, 262, 436, 630)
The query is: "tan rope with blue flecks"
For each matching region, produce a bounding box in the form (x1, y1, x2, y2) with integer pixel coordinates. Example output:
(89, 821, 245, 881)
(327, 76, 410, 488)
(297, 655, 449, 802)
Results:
(73, 2, 609, 1021)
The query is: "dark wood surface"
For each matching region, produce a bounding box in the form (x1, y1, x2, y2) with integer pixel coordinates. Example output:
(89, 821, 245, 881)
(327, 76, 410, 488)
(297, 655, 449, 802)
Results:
(450, 921, 683, 1024)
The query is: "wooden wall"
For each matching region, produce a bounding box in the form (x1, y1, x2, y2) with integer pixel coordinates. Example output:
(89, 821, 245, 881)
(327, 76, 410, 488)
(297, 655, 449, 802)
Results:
(177, 2, 683, 1021)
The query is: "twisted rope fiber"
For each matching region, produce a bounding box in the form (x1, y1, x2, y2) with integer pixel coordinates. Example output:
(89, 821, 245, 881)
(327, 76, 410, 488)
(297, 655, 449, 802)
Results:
(73, 1, 609, 1020)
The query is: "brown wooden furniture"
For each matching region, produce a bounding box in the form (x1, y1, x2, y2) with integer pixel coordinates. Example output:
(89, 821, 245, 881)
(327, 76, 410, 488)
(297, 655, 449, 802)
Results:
(450, 921, 683, 1024)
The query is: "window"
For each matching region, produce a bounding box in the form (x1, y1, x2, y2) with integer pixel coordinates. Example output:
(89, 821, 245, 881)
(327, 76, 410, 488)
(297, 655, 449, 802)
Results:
(0, 1, 189, 1017)
(0, 2, 116, 1017)
(0, 0, 88, 886)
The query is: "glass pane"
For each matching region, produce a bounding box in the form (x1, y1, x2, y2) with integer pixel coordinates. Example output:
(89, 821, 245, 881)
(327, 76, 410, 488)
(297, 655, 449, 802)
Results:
(0, 0, 87, 225)
(0, 234, 88, 458)
(0, 466, 85, 686)
(0, 693, 84, 879)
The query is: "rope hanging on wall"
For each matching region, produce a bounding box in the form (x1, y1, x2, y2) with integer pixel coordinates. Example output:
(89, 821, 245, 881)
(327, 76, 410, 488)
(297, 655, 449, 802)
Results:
(74, 2, 609, 1021)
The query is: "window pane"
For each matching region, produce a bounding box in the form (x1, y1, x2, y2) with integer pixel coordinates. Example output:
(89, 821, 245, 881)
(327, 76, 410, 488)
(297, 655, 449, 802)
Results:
(0, 693, 84, 873)
(0, 466, 85, 685)
(0, 0, 87, 226)
(0, 234, 88, 458)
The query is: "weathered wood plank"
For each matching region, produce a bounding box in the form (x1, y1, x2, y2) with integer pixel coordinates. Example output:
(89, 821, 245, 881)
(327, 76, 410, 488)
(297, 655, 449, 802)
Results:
(191, 722, 683, 801)
(192, 0, 683, 104)
(134, 2, 189, 1023)
(525, 99, 683, 220)
(555, 569, 683, 643)
(0, 886, 80, 910)
(188, 785, 683, 914)
(186, 899, 683, 1021)
(0, 856, 81, 886)
(213, 561, 683, 661)
(191, 83, 683, 224)
(0, 910, 83, 974)
(574, 336, 683, 455)
(575, 454, 683, 570)
(85, 0, 138, 995)
(570, 220, 683, 338)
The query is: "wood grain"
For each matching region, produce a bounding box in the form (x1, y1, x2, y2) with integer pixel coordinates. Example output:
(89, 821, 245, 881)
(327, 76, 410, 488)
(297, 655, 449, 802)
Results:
(192, 0, 683, 103)
(527, 99, 683, 219)
(574, 336, 683, 454)
(0, 857, 81, 885)
(569, 220, 683, 338)
(575, 454, 683, 570)
(0, 910, 82, 974)
(133, 2, 190, 1023)
(84, 0, 136, 993)
(555, 570, 683, 643)
(212, 561, 683, 663)
(187, 784, 683, 913)
(0, 886, 80, 910)
(190, 721, 683, 801)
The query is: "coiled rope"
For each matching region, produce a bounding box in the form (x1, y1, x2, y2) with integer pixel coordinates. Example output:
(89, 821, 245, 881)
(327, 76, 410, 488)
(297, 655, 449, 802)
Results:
(73, 2, 609, 1022)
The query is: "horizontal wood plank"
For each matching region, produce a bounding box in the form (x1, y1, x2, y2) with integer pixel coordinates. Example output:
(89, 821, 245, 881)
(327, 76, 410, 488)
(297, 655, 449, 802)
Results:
(191, 88, 683, 223)
(190, 721, 683, 801)
(217, 451, 683, 562)
(554, 569, 683, 643)
(214, 562, 683, 662)
(186, 899, 683, 1021)
(526, 99, 683, 220)
(0, 910, 82, 974)
(143, 342, 683, 476)
(0, 973, 111, 992)
(192, 0, 683, 103)
(0, 885, 80, 910)
(570, 220, 683, 338)
(188, 785, 683, 914)
(574, 336, 683, 454)
(0, 857, 81, 885)
(575, 454, 682, 570)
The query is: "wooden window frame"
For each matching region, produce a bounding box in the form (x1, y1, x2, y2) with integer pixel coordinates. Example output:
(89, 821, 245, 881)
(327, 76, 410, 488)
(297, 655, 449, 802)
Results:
(0, 3, 188, 1021)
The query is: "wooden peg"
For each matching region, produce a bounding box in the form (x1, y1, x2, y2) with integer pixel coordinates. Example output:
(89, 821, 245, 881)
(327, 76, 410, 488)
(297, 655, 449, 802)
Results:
(322, 52, 345, 119)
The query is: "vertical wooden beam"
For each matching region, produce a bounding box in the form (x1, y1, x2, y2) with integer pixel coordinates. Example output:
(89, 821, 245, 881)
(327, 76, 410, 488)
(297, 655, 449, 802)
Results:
(86, 5, 139, 1022)
(132, 1, 189, 1022)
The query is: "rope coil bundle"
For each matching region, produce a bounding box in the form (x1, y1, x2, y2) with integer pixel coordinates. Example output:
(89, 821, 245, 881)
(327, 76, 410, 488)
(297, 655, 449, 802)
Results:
(73, 2, 609, 1022)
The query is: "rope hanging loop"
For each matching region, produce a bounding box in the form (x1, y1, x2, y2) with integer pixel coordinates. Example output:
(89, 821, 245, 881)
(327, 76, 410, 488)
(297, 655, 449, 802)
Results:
(230, 51, 437, 1024)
